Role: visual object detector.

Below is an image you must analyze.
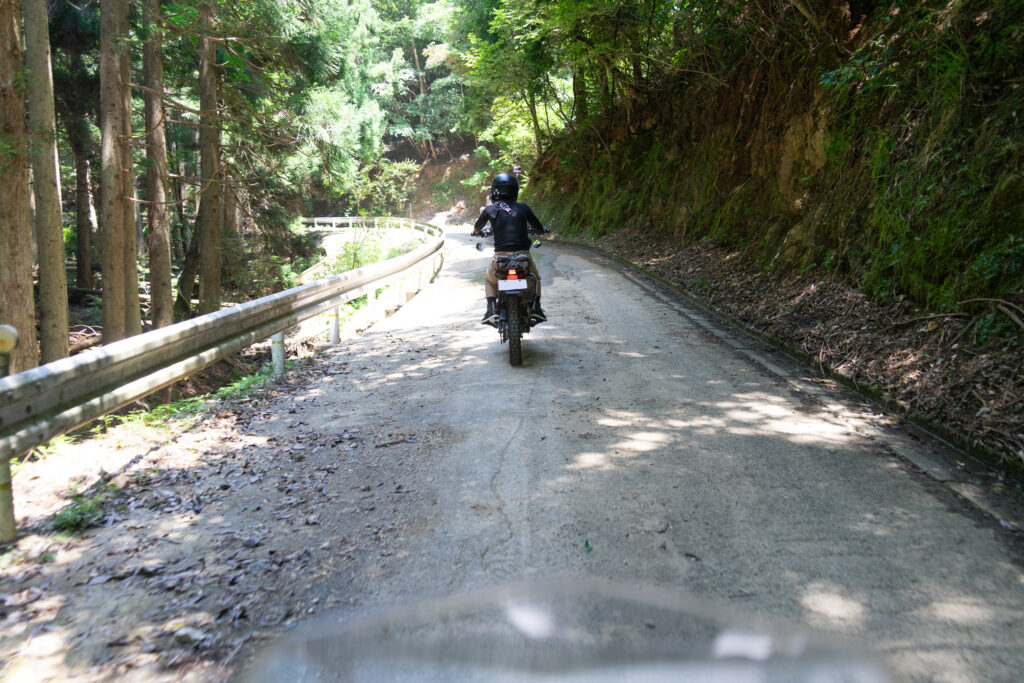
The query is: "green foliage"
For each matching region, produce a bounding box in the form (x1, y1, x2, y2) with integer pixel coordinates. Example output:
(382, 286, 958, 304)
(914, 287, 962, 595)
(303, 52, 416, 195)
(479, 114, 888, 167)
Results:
(819, 37, 898, 95)
(971, 309, 1019, 347)
(431, 180, 458, 207)
(0, 132, 18, 164)
(374, 0, 471, 158)
(128, 397, 207, 428)
(214, 362, 281, 399)
(328, 228, 424, 274)
(63, 223, 77, 259)
(332, 235, 385, 273)
(345, 159, 420, 215)
(460, 146, 512, 195)
(51, 482, 120, 534)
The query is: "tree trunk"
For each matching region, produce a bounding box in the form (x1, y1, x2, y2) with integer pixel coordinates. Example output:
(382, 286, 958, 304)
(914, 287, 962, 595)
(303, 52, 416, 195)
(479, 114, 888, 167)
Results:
(410, 36, 435, 160)
(144, 0, 173, 329)
(27, 165, 37, 262)
(572, 65, 587, 122)
(526, 90, 543, 159)
(171, 137, 187, 259)
(135, 181, 145, 255)
(197, 3, 221, 315)
(24, 0, 69, 363)
(64, 55, 98, 289)
(0, 0, 38, 373)
(221, 183, 242, 290)
(174, 228, 201, 317)
(70, 141, 96, 289)
(134, 178, 145, 255)
(100, 0, 127, 343)
(120, 11, 142, 337)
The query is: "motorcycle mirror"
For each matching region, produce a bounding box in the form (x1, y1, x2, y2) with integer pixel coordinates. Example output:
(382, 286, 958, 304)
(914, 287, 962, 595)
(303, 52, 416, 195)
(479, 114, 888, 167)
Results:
(475, 242, 486, 251)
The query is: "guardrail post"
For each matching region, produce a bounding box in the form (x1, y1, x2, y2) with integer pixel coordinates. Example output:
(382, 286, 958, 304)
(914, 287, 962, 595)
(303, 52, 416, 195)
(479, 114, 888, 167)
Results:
(0, 325, 20, 542)
(271, 331, 285, 375)
(0, 458, 14, 543)
(329, 306, 340, 344)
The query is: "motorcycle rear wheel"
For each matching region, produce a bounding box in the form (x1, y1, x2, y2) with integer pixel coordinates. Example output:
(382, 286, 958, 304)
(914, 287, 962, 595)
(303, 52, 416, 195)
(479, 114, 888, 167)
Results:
(507, 297, 522, 366)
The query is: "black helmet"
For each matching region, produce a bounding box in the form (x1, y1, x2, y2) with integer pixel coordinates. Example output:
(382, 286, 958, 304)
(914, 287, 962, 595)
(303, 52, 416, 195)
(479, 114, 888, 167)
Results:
(490, 173, 519, 202)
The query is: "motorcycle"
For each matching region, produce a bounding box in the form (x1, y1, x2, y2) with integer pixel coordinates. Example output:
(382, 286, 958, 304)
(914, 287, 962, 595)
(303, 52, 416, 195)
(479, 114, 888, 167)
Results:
(475, 227, 545, 367)
(240, 577, 890, 682)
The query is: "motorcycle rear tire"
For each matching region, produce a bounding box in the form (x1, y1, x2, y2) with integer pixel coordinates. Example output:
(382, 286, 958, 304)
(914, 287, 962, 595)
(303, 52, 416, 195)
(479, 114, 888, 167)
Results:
(507, 297, 522, 366)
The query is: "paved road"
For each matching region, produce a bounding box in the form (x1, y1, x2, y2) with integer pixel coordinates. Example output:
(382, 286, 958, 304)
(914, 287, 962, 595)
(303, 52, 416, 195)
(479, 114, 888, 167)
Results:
(259, 226, 1024, 681)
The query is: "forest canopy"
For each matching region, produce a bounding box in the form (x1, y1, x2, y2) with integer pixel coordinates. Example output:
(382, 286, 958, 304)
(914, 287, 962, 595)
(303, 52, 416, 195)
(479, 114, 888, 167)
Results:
(0, 0, 1020, 375)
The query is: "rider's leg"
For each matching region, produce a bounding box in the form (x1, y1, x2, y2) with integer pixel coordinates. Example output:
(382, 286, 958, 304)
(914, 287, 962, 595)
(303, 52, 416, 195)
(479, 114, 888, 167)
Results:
(525, 254, 546, 321)
(482, 297, 497, 325)
(482, 257, 499, 324)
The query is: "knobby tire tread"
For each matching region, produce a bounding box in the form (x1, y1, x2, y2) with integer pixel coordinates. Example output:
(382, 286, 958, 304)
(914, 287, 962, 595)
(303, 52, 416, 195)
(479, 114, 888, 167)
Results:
(507, 297, 522, 366)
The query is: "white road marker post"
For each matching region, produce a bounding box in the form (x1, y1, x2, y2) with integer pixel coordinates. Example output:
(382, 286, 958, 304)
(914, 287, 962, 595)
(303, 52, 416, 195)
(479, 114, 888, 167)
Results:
(271, 332, 285, 375)
(329, 306, 341, 344)
(0, 325, 21, 542)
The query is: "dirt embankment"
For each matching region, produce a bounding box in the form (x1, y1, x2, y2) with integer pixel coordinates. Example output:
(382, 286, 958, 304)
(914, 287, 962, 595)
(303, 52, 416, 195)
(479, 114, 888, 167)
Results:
(408, 154, 486, 222)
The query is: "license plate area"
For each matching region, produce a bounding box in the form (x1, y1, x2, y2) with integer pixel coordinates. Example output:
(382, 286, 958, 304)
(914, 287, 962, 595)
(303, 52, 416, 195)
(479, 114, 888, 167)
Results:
(498, 279, 528, 291)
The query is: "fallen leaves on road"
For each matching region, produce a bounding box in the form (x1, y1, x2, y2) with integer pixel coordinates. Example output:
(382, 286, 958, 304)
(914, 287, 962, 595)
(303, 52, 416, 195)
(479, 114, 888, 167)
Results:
(1, 347, 447, 680)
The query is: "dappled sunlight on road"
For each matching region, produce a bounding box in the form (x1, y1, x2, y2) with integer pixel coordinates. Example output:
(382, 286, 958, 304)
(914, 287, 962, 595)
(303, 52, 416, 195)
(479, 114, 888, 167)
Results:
(923, 597, 994, 625)
(563, 390, 859, 464)
(3, 625, 76, 683)
(566, 452, 616, 471)
(800, 584, 867, 627)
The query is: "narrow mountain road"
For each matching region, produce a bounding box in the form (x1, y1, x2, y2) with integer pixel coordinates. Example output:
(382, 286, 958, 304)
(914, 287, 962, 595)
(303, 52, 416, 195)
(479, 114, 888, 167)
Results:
(288, 226, 1024, 681)
(4, 224, 1023, 682)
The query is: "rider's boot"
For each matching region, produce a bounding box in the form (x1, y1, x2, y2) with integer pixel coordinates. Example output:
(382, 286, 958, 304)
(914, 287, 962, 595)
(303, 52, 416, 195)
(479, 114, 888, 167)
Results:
(531, 297, 547, 323)
(481, 297, 498, 327)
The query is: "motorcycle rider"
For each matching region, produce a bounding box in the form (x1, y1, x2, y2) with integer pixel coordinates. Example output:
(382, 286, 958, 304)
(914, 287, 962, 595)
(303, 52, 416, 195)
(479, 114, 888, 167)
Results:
(472, 172, 549, 326)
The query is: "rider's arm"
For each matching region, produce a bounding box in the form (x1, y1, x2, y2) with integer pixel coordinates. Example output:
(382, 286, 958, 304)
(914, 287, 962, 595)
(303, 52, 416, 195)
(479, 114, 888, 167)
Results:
(520, 205, 547, 234)
(472, 208, 491, 235)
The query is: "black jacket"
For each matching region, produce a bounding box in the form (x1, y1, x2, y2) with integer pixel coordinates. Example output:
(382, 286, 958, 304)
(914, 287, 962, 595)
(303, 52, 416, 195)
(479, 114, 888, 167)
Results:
(473, 201, 543, 252)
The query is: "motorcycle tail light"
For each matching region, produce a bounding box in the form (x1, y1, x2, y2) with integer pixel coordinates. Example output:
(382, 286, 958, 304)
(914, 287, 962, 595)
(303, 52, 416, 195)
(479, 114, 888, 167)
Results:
(507, 269, 519, 280)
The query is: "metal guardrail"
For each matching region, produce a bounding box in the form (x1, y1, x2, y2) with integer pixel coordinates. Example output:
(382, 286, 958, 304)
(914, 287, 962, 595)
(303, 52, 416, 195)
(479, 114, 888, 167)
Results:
(297, 216, 431, 284)
(0, 218, 443, 541)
